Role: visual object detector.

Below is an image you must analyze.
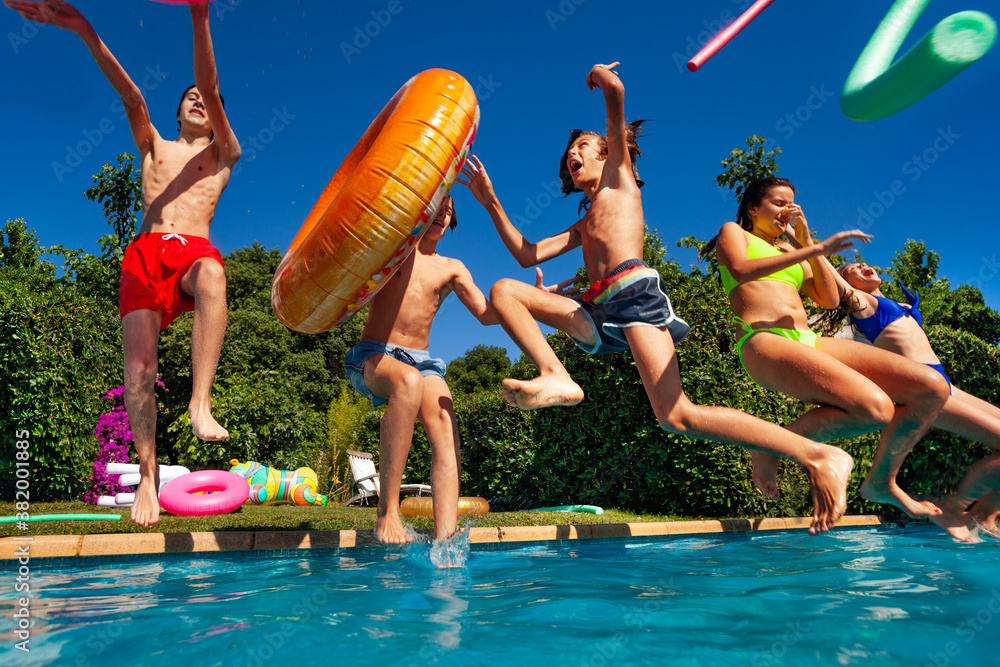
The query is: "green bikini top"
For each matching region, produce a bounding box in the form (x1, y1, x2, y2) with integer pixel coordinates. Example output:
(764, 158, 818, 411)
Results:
(719, 232, 805, 295)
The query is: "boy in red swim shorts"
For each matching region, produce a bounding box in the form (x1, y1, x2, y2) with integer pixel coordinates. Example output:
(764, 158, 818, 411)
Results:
(7, 0, 241, 526)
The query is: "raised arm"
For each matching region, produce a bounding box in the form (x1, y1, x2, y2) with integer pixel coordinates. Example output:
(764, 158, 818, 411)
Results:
(5, 0, 155, 151)
(586, 62, 630, 187)
(458, 155, 582, 268)
(189, 3, 240, 166)
(450, 260, 499, 326)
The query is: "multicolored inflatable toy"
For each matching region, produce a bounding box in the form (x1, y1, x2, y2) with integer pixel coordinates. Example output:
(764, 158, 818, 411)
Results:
(841, 0, 996, 121)
(271, 68, 479, 333)
(228, 459, 328, 506)
(399, 496, 489, 518)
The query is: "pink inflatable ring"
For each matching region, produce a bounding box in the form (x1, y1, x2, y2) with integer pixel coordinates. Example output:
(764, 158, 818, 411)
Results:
(159, 470, 249, 516)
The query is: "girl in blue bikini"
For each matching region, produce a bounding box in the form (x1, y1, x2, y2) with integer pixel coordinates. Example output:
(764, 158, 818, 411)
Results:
(706, 177, 952, 525)
(831, 262, 1000, 540)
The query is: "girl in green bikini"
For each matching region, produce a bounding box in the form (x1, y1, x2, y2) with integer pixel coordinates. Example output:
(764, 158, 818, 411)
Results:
(706, 177, 951, 525)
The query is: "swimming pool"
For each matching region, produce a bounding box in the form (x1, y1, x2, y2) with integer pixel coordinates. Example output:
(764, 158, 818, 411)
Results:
(2, 525, 997, 666)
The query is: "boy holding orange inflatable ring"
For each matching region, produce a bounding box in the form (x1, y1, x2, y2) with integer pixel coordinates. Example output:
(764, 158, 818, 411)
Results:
(345, 197, 492, 545)
(6, 0, 241, 527)
(348, 197, 577, 544)
(458, 62, 854, 535)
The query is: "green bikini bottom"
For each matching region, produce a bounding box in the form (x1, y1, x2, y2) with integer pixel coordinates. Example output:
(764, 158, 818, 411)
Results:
(734, 318, 818, 386)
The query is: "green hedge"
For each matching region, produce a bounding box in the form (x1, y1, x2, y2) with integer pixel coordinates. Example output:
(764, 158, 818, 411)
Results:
(0, 270, 122, 500)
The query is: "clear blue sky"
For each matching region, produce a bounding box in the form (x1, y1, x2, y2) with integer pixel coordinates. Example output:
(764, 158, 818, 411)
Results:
(4, 0, 998, 364)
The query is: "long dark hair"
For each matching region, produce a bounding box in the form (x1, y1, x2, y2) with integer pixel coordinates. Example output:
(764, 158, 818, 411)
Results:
(815, 263, 866, 335)
(699, 176, 796, 261)
(558, 120, 647, 214)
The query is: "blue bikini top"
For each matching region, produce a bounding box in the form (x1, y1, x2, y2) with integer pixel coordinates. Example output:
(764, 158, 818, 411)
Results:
(850, 282, 922, 343)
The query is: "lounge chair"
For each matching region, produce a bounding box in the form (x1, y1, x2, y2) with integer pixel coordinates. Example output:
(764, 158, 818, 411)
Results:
(343, 449, 432, 507)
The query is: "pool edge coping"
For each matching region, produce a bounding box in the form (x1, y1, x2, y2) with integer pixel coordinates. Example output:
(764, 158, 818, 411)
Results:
(0, 515, 885, 560)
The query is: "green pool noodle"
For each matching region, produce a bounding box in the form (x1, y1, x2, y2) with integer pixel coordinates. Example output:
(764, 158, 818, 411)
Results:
(841, 0, 996, 122)
(0, 514, 122, 523)
(529, 505, 604, 515)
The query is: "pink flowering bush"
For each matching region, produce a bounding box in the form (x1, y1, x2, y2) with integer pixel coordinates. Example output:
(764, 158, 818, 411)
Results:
(82, 380, 166, 504)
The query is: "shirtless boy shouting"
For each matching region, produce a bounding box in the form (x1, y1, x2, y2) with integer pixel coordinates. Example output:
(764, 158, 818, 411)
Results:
(7, 0, 241, 526)
(460, 62, 854, 535)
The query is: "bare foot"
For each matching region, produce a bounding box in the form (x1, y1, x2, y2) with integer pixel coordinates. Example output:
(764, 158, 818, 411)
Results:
(190, 402, 229, 441)
(968, 502, 1000, 538)
(932, 497, 978, 542)
(376, 507, 413, 545)
(860, 478, 942, 519)
(804, 446, 853, 535)
(131, 468, 160, 527)
(751, 451, 781, 500)
(501, 375, 584, 411)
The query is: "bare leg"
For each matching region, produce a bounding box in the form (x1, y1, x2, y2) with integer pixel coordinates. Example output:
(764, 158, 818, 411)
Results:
(623, 326, 853, 535)
(180, 258, 229, 441)
(418, 375, 460, 540)
(489, 279, 588, 410)
(364, 355, 424, 545)
(122, 309, 163, 527)
(969, 488, 1000, 536)
(741, 333, 949, 520)
(931, 387, 1000, 540)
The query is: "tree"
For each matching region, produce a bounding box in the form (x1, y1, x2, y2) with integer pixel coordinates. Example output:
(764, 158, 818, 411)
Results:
(445, 344, 512, 395)
(714, 135, 781, 202)
(886, 240, 1000, 345)
(1, 219, 46, 270)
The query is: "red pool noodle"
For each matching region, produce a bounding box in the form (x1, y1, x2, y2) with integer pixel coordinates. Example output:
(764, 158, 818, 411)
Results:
(687, 0, 775, 72)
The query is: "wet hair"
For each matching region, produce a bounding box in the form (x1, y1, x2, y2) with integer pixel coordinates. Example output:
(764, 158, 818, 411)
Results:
(699, 176, 796, 261)
(449, 205, 458, 231)
(558, 120, 647, 214)
(176, 84, 225, 135)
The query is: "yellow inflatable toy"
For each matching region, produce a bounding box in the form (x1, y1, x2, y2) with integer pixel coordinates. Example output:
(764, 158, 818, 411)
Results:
(400, 496, 489, 518)
(228, 459, 328, 507)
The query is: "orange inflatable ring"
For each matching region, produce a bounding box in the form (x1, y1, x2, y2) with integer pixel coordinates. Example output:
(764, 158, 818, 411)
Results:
(400, 496, 489, 518)
(271, 69, 480, 333)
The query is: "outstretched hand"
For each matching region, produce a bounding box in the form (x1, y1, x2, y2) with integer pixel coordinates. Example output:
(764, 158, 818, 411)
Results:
(535, 268, 583, 297)
(586, 61, 620, 90)
(819, 229, 874, 255)
(5, 0, 87, 32)
(456, 155, 495, 207)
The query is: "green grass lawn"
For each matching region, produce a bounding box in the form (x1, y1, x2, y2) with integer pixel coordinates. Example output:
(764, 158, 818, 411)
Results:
(0, 501, 699, 537)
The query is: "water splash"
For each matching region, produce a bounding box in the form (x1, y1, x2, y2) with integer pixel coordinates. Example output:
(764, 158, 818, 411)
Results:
(429, 521, 472, 569)
(399, 517, 474, 569)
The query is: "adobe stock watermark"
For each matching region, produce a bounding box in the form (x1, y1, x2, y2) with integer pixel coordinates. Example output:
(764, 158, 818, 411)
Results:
(509, 179, 564, 229)
(213, 0, 246, 21)
(340, 0, 411, 64)
(922, 588, 1000, 667)
(751, 621, 806, 666)
(670, 0, 756, 72)
(968, 254, 1000, 292)
(545, 0, 587, 31)
(848, 127, 960, 232)
(230, 107, 297, 177)
(7, 15, 42, 53)
(575, 576, 677, 667)
(51, 65, 171, 183)
(714, 83, 834, 203)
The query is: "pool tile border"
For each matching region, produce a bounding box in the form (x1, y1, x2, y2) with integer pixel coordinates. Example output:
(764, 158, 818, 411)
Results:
(0, 515, 883, 562)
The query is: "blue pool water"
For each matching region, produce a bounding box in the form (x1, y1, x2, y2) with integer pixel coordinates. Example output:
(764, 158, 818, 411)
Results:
(3, 525, 999, 666)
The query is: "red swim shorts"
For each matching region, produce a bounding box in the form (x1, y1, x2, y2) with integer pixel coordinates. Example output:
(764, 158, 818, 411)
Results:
(119, 233, 225, 330)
